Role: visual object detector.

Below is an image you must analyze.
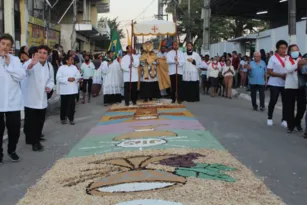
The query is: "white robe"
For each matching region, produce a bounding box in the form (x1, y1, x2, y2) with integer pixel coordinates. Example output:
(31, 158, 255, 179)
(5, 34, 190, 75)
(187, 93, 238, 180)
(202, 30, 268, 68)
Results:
(23, 60, 54, 109)
(93, 66, 103, 85)
(0, 55, 26, 112)
(102, 60, 123, 95)
(183, 52, 201, 81)
(56, 65, 81, 95)
(121, 54, 139, 82)
(166, 50, 185, 75)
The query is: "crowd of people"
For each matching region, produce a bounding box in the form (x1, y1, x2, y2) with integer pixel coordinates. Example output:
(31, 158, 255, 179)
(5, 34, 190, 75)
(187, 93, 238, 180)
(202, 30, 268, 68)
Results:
(1, 31, 307, 165)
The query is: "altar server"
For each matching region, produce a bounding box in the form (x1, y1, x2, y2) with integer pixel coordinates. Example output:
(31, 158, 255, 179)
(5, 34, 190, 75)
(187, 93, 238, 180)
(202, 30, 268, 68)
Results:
(0, 34, 26, 163)
(121, 45, 140, 106)
(23, 45, 54, 152)
(167, 41, 185, 103)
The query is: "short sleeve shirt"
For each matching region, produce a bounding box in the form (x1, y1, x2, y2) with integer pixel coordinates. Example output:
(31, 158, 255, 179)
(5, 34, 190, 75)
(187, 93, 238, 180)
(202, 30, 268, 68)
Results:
(267, 55, 287, 87)
(249, 60, 267, 85)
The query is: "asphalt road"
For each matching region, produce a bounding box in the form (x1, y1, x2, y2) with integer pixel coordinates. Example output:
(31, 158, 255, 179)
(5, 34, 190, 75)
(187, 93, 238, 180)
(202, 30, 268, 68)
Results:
(1, 94, 307, 205)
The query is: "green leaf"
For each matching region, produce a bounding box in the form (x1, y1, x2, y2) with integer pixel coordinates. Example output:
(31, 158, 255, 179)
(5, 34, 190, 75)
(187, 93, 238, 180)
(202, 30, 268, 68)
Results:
(175, 163, 236, 182)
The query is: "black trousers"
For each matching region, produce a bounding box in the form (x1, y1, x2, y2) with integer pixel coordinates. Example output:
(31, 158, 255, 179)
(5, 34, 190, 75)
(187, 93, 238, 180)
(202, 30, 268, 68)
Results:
(124, 82, 138, 105)
(284, 88, 306, 130)
(170, 74, 183, 102)
(60, 95, 76, 121)
(268, 86, 286, 120)
(82, 79, 93, 94)
(250, 84, 265, 109)
(24, 107, 46, 145)
(0, 111, 21, 156)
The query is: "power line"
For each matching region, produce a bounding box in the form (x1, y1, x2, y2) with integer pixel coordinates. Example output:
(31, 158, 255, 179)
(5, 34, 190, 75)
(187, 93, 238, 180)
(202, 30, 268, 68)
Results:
(133, 0, 157, 21)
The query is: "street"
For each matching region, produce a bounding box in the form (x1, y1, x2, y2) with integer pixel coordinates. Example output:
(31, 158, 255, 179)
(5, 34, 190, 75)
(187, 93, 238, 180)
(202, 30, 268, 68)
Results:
(1, 94, 307, 205)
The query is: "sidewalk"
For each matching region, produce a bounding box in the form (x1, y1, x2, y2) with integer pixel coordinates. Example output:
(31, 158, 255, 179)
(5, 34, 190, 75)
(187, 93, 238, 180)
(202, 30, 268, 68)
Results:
(233, 87, 283, 110)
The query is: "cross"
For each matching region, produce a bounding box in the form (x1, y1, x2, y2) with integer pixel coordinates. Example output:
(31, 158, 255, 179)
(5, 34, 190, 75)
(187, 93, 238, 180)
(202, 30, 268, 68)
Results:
(151, 25, 158, 33)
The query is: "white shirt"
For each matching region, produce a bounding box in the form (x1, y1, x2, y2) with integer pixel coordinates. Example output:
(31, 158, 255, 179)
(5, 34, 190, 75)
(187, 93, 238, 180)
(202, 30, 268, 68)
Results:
(200, 61, 209, 75)
(121, 54, 140, 83)
(285, 57, 299, 89)
(0, 55, 26, 112)
(207, 61, 221, 78)
(222, 65, 235, 77)
(267, 54, 287, 87)
(81, 62, 95, 79)
(56, 65, 81, 95)
(23, 60, 54, 109)
(166, 49, 185, 75)
(183, 51, 201, 81)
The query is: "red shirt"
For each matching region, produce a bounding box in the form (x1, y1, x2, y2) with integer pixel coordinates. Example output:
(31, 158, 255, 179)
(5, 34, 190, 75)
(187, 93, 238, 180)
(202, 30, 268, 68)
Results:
(232, 57, 240, 70)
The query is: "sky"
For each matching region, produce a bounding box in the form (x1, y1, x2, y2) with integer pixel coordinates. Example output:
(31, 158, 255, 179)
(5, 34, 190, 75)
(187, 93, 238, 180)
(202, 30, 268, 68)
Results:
(98, 0, 170, 48)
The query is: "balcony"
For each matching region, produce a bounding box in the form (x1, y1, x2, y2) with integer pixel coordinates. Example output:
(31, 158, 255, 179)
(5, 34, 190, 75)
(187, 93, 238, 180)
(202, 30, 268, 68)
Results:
(75, 20, 110, 47)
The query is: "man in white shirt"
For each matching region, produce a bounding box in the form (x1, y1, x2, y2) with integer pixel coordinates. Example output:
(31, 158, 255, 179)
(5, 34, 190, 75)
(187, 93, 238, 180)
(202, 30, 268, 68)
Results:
(121, 45, 140, 106)
(23, 45, 54, 152)
(267, 40, 288, 127)
(167, 41, 185, 103)
(0, 34, 26, 163)
(81, 53, 95, 103)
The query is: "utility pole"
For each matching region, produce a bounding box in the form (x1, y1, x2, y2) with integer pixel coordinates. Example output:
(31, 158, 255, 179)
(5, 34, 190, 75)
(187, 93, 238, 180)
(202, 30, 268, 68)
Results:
(72, 0, 77, 49)
(158, 0, 163, 20)
(187, 0, 191, 42)
(288, 0, 296, 44)
(202, 0, 210, 55)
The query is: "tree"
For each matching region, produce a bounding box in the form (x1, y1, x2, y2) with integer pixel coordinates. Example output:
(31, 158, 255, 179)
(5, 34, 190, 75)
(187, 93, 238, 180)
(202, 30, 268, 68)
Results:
(98, 17, 125, 40)
(165, 0, 269, 45)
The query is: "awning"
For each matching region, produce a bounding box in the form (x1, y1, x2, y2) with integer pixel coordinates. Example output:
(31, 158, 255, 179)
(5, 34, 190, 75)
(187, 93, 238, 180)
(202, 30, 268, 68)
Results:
(228, 34, 257, 42)
(133, 20, 176, 36)
(75, 24, 100, 37)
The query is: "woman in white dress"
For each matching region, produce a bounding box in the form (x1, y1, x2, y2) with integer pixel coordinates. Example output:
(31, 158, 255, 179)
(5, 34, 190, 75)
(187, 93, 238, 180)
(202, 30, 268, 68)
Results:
(102, 51, 123, 106)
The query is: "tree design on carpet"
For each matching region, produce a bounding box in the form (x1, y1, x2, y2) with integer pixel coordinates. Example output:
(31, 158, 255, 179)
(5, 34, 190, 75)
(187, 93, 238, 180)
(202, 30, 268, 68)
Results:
(84, 153, 236, 196)
(159, 154, 236, 182)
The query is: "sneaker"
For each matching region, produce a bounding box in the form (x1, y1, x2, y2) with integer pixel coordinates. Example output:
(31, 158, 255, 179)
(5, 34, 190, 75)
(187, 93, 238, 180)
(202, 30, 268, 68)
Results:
(32, 143, 44, 152)
(260, 107, 265, 112)
(70, 121, 75, 125)
(281, 121, 288, 128)
(8, 152, 20, 162)
(287, 129, 294, 133)
(304, 132, 307, 139)
(296, 125, 303, 132)
(267, 119, 273, 126)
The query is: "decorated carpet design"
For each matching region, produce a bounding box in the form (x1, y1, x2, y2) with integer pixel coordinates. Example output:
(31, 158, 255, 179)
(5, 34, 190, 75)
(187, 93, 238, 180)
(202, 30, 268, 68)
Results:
(17, 101, 284, 205)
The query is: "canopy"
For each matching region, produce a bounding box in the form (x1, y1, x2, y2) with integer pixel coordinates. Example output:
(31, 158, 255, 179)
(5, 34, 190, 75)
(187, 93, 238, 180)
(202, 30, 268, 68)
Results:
(132, 20, 176, 36)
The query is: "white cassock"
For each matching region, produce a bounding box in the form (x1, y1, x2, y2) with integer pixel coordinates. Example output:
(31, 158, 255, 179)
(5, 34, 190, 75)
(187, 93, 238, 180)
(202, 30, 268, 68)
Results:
(166, 50, 185, 75)
(56, 65, 81, 95)
(22, 60, 54, 109)
(102, 60, 123, 95)
(121, 54, 140, 83)
(0, 55, 26, 112)
(183, 51, 201, 82)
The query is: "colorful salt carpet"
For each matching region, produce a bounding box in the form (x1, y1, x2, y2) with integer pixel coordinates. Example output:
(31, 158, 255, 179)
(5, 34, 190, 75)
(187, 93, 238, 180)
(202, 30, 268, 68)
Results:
(17, 101, 284, 205)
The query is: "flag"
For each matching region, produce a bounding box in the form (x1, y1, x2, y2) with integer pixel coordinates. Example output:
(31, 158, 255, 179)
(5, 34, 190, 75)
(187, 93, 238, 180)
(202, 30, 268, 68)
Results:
(108, 29, 122, 57)
(126, 29, 131, 46)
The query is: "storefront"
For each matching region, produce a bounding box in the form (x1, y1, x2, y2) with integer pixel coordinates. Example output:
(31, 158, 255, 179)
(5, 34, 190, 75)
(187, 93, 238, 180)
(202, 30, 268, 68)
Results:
(27, 16, 60, 48)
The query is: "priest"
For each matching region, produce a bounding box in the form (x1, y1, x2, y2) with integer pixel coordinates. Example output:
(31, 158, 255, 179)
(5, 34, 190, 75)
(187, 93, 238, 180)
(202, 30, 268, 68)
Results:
(102, 51, 123, 106)
(121, 45, 140, 106)
(182, 42, 202, 102)
(139, 41, 161, 102)
(166, 41, 185, 103)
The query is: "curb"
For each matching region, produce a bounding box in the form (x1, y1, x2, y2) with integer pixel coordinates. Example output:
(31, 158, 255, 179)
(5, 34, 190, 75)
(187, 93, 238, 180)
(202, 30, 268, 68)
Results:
(232, 89, 282, 110)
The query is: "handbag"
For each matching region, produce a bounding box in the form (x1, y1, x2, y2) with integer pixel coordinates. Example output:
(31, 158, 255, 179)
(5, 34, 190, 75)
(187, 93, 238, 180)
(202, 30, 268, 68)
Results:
(47, 62, 54, 99)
